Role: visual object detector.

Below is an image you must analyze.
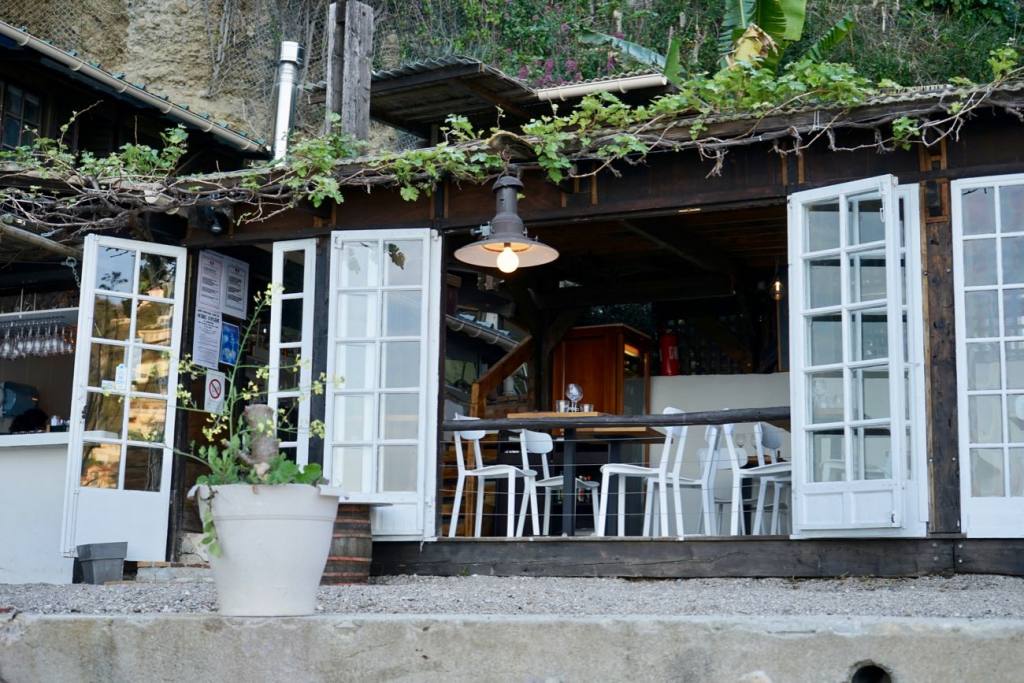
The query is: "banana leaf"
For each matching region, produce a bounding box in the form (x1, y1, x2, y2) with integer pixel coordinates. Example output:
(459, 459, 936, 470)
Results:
(718, 0, 757, 60)
(663, 35, 683, 86)
(802, 13, 854, 63)
(580, 29, 666, 69)
(758, 0, 806, 42)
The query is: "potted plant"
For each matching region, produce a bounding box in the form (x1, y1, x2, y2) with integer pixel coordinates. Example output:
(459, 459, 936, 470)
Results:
(179, 285, 339, 616)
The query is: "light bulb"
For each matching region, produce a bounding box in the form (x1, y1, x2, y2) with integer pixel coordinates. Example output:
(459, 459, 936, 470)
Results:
(496, 244, 519, 273)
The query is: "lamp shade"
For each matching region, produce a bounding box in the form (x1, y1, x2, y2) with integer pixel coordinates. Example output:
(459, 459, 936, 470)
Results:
(453, 175, 559, 271)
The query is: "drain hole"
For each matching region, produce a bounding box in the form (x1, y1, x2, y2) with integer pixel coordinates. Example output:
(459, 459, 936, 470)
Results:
(850, 663, 892, 683)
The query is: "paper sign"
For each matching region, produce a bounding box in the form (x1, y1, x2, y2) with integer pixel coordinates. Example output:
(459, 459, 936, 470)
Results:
(204, 370, 226, 414)
(222, 256, 249, 319)
(197, 251, 225, 313)
(219, 322, 240, 366)
(192, 306, 222, 370)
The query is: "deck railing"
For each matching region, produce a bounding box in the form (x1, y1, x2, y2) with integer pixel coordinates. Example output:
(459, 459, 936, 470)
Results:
(441, 406, 790, 432)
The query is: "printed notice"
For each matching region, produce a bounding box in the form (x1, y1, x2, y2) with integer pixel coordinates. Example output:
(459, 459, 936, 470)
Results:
(197, 251, 225, 313)
(192, 306, 222, 370)
(222, 256, 249, 319)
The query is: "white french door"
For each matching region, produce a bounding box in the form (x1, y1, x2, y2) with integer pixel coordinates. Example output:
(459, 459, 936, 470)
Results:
(62, 235, 187, 560)
(268, 239, 316, 465)
(789, 176, 926, 537)
(954, 174, 1024, 537)
(324, 229, 441, 539)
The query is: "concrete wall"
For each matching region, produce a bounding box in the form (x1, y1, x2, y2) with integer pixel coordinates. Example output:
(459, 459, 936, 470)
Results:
(648, 373, 791, 535)
(0, 436, 73, 584)
(3, 613, 1021, 682)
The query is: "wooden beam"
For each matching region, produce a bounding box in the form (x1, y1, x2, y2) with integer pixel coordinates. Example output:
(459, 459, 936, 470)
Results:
(620, 220, 734, 274)
(373, 537, 954, 578)
(450, 79, 532, 120)
(327, 1, 374, 140)
(539, 279, 735, 309)
(0, 217, 82, 259)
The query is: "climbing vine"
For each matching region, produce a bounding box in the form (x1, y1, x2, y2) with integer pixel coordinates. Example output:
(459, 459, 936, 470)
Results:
(0, 46, 1021, 246)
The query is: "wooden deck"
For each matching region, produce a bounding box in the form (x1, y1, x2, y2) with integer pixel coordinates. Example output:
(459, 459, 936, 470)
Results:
(372, 537, 1024, 579)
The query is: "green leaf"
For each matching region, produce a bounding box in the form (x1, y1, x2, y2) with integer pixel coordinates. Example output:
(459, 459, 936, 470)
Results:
(663, 35, 683, 86)
(802, 13, 855, 64)
(718, 0, 757, 59)
(579, 29, 666, 69)
(399, 185, 420, 202)
(761, 0, 806, 43)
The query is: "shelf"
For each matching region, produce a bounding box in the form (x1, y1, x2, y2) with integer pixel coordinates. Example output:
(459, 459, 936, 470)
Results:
(0, 307, 78, 324)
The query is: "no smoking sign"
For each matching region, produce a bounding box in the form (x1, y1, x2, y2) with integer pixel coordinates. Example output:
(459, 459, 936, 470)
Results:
(205, 370, 226, 413)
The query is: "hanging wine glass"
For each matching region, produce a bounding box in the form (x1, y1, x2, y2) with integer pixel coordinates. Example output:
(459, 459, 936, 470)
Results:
(566, 383, 583, 412)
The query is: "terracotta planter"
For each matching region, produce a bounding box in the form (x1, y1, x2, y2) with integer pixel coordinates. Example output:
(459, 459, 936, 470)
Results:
(199, 484, 339, 616)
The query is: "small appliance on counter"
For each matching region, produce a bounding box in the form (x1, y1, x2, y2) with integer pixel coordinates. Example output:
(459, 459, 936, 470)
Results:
(0, 381, 38, 419)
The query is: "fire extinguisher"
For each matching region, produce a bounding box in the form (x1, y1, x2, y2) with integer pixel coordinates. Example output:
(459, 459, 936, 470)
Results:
(660, 328, 680, 376)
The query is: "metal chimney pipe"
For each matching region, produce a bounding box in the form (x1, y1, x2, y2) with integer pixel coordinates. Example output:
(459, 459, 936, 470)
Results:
(273, 41, 303, 160)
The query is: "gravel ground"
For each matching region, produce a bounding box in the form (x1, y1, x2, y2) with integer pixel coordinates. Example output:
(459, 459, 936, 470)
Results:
(2, 574, 1024, 618)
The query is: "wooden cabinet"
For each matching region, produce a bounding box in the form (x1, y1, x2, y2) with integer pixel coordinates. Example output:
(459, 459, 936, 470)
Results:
(550, 324, 651, 415)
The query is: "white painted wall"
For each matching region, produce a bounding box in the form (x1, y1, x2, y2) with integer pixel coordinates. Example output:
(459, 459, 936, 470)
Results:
(648, 373, 791, 535)
(0, 435, 74, 583)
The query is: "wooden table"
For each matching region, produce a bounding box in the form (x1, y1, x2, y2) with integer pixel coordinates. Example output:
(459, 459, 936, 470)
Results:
(507, 412, 663, 536)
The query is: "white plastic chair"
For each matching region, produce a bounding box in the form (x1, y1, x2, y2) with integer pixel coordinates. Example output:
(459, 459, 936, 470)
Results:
(721, 422, 793, 536)
(595, 407, 688, 538)
(518, 429, 600, 536)
(670, 423, 724, 536)
(448, 415, 539, 538)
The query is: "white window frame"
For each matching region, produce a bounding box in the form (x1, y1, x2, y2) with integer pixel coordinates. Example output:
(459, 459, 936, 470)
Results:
(953, 173, 1024, 537)
(61, 235, 187, 560)
(268, 239, 316, 466)
(323, 228, 441, 540)
(789, 175, 927, 537)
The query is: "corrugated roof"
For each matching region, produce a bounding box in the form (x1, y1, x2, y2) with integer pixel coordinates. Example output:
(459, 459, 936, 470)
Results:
(0, 20, 268, 154)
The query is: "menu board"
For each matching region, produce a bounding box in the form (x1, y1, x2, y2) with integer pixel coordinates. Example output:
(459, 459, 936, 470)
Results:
(197, 251, 249, 319)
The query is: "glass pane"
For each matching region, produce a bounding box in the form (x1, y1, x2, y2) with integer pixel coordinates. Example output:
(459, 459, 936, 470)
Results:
(333, 394, 372, 442)
(1002, 237, 1024, 284)
(848, 195, 884, 245)
(809, 430, 845, 482)
(852, 307, 888, 362)
(80, 442, 120, 489)
(88, 343, 126, 389)
(339, 241, 379, 288)
(277, 347, 302, 391)
(337, 293, 377, 338)
(809, 371, 843, 424)
(276, 396, 300, 443)
(849, 249, 886, 302)
(965, 291, 999, 338)
(138, 253, 176, 298)
(123, 446, 162, 492)
(280, 297, 304, 343)
(130, 347, 170, 394)
(4, 85, 22, 116)
(1004, 290, 1024, 338)
(1007, 341, 1024, 390)
(808, 315, 842, 366)
(1001, 185, 1024, 233)
(333, 446, 369, 492)
(969, 395, 1002, 444)
(971, 448, 1004, 497)
(135, 300, 173, 347)
(384, 290, 421, 336)
(1010, 448, 1024, 497)
(853, 365, 889, 421)
(1008, 394, 1024, 443)
(84, 392, 124, 438)
(806, 201, 840, 252)
(381, 393, 419, 439)
(964, 239, 998, 286)
(127, 397, 167, 443)
(95, 247, 136, 293)
(93, 295, 132, 341)
(379, 445, 418, 492)
(852, 427, 891, 480)
(336, 343, 374, 390)
(2, 116, 20, 147)
(962, 187, 996, 235)
(384, 240, 423, 286)
(967, 342, 1002, 390)
(807, 258, 841, 309)
(281, 249, 305, 293)
(22, 95, 40, 124)
(382, 341, 420, 389)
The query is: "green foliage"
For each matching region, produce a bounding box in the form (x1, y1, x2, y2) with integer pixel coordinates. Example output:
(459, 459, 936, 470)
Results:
(919, 0, 1020, 25)
(803, 13, 855, 65)
(580, 29, 667, 69)
(892, 116, 922, 150)
(989, 44, 1021, 80)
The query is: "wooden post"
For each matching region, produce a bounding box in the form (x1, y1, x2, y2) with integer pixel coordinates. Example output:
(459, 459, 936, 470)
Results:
(325, 1, 374, 140)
